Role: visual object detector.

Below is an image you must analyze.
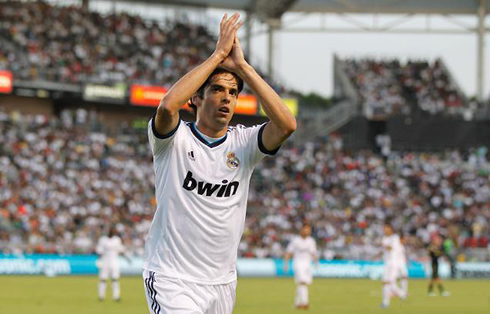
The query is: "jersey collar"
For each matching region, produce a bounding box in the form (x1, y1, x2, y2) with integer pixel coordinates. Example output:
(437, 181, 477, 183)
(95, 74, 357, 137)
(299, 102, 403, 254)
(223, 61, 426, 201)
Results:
(189, 123, 228, 148)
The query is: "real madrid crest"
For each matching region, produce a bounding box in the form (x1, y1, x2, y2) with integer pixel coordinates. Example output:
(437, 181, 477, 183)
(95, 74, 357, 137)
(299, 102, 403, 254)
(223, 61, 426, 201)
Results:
(226, 152, 240, 169)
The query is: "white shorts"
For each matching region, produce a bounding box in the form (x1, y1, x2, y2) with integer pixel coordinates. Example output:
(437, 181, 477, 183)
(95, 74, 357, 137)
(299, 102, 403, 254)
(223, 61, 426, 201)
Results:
(382, 264, 397, 283)
(143, 270, 236, 314)
(98, 263, 120, 280)
(395, 264, 408, 278)
(293, 263, 312, 285)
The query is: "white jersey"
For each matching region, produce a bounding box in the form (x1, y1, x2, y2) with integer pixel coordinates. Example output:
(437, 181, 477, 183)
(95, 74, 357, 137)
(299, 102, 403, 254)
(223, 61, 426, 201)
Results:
(394, 242, 407, 267)
(381, 234, 400, 266)
(145, 118, 276, 284)
(287, 236, 317, 266)
(96, 236, 124, 265)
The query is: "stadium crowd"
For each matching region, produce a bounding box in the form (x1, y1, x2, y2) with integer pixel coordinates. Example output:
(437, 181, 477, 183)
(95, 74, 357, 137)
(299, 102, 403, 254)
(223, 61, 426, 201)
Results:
(0, 1, 285, 94)
(343, 59, 472, 119)
(1, 109, 489, 261)
(0, 1, 215, 86)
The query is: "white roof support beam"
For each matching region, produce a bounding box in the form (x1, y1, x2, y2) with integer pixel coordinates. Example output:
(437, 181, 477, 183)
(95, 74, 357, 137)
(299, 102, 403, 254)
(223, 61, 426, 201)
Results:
(477, 0, 486, 102)
(266, 18, 281, 80)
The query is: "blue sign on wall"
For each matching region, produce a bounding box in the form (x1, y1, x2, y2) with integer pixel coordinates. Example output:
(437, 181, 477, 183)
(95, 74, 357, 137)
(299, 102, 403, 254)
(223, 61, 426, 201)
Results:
(275, 259, 426, 279)
(0, 254, 98, 276)
(0, 255, 475, 279)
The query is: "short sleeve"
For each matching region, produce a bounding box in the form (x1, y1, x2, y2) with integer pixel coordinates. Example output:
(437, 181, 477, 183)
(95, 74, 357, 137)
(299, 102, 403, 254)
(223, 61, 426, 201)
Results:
(96, 237, 105, 254)
(237, 122, 280, 168)
(286, 238, 296, 254)
(148, 115, 181, 156)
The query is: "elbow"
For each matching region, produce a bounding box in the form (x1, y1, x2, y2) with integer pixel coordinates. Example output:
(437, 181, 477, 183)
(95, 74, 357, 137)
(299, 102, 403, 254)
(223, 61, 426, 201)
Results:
(283, 118, 297, 137)
(158, 96, 171, 112)
(157, 97, 178, 117)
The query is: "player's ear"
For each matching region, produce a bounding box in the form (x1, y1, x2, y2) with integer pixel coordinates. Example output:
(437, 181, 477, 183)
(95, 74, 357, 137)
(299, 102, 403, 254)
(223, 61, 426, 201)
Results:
(191, 94, 202, 107)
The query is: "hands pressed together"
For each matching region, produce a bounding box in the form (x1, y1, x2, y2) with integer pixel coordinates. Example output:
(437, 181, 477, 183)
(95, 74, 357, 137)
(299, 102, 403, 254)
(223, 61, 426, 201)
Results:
(214, 13, 248, 74)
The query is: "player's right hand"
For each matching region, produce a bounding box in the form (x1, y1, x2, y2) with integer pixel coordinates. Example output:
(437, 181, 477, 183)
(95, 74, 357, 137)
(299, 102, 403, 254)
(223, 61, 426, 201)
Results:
(214, 13, 242, 60)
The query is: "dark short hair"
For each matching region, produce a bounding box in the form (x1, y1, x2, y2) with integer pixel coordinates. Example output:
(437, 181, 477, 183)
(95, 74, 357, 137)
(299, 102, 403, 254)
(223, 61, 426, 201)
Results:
(188, 68, 244, 115)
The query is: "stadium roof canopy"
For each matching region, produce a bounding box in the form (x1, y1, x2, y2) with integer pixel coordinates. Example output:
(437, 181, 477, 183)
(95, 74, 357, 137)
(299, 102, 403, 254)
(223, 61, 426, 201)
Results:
(121, 0, 487, 15)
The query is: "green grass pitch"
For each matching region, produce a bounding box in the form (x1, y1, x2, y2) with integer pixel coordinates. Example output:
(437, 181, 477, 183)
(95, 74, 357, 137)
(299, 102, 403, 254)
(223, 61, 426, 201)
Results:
(1, 276, 488, 313)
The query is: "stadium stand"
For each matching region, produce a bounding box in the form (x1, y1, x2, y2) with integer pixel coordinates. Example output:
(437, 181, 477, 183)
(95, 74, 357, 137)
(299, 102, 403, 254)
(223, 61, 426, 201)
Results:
(0, 1, 488, 264)
(1, 109, 488, 262)
(341, 58, 474, 119)
(0, 1, 284, 94)
(0, 1, 215, 86)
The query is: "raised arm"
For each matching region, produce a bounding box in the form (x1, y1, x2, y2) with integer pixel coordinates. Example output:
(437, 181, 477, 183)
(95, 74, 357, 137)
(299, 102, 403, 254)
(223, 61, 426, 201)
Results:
(154, 13, 242, 136)
(221, 36, 296, 151)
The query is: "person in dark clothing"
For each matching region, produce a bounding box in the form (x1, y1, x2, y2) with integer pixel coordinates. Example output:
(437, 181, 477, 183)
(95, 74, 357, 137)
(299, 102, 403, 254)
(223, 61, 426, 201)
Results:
(428, 234, 450, 296)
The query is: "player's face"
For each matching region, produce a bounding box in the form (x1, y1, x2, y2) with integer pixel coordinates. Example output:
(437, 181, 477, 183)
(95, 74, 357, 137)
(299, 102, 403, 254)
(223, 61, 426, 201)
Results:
(383, 225, 392, 236)
(199, 73, 238, 128)
(300, 226, 311, 238)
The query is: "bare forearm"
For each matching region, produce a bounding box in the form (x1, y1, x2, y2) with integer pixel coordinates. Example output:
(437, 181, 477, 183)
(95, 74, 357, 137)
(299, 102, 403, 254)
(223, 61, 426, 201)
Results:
(237, 64, 296, 132)
(159, 52, 224, 113)
(284, 256, 290, 270)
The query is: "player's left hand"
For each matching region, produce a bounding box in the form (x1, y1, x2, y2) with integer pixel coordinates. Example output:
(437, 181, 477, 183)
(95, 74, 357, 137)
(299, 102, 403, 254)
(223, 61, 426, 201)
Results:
(221, 35, 248, 74)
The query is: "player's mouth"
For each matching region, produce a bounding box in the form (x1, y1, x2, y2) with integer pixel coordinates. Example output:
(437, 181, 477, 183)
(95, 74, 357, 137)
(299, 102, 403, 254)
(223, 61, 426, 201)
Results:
(218, 106, 230, 116)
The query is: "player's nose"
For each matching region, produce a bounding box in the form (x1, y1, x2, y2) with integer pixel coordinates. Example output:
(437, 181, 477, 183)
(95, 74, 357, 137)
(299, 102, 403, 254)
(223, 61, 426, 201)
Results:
(221, 91, 231, 103)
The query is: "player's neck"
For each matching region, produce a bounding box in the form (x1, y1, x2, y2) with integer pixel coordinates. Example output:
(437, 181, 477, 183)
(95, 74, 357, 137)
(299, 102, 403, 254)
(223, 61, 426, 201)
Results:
(195, 120, 228, 138)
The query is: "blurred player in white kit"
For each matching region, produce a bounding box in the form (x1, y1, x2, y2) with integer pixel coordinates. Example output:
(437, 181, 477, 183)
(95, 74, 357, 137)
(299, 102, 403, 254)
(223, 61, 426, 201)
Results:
(381, 223, 406, 308)
(394, 234, 409, 297)
(284, 224, 318, 310)
(96, 227, 126, 301)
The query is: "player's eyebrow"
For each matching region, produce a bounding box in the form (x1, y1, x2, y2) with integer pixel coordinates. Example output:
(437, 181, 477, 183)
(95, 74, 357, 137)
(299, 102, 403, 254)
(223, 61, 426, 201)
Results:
(209, 83, 238, 94)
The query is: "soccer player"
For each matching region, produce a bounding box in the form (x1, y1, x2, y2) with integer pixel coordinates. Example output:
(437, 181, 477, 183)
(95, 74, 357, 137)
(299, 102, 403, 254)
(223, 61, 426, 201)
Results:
(284, 224, 318, 310)
(428, 234, 450, 296)
(395, 234, 409, 297)
(381, 223, 405, 308)
(143, 12, 296, 314)
(96, 227, 126, 301)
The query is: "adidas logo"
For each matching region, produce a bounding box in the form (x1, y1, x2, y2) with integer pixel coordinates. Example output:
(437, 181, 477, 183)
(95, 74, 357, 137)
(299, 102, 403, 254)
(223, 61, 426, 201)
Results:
(188, 151, 195, 161)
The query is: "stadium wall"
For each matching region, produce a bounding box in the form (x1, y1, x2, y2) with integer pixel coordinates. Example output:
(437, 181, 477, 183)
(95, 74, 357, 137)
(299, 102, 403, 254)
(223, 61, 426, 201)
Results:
(0, 94, 270, 130)
(0, 95, 53, 115)
(387, 116, 490, 151)
(1, 255, 487, 279)
(341, 115, 490, 151)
